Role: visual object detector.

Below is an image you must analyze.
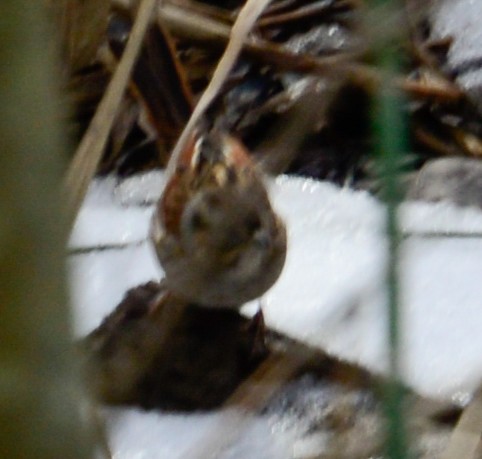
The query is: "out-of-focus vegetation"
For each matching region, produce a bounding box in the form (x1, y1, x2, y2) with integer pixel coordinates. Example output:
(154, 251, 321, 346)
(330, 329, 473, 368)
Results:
(0, 2, 90, 458)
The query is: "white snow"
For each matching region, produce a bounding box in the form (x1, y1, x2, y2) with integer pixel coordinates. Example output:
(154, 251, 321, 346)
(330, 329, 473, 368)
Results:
(68, 243, 161, 335)
(66, 2, 482, 456)
(70, 171, 482, 457)
(430, 0, 482, 112)
(103, 407, 297, 459)
(431, 0, 482, 67)
(70, 171, 482, 401)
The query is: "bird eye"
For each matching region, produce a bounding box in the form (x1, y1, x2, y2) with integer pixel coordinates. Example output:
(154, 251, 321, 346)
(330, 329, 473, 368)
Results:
(190, 211, 208, 231)
(246, 214, 261, 235)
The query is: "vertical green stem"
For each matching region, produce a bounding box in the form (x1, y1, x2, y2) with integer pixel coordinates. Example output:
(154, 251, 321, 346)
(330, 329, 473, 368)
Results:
(0, 3, 90, 458)
(371, 8, 408, 459)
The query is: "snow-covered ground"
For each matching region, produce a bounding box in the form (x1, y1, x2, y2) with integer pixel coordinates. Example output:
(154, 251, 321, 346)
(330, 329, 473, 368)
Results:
(431, 0, 482, 112)
(70, 170, 482, 458)
(70, 171, 482, 402)
(66, 2, 482, 456)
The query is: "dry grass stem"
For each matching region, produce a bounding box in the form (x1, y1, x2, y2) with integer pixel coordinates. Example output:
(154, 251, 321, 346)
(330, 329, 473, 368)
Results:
(441, 388, 482, 459)
(159, 2, 459, 106)
(64, 0, 159, 218)
(256, 78, 345, 175)
(57, 0, 110, 72)
(183, 346, 314, 459)
(165, 0, 273, 177)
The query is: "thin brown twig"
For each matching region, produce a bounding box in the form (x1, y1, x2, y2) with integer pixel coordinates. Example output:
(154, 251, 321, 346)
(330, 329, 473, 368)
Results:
(159, 3, 462, 102)
(256, 78, 345, 175)
(158, 2, 363, 70)
(414, 128, 462, 157)
(258, 0, 353, 27)
(397, 77, 463, 102)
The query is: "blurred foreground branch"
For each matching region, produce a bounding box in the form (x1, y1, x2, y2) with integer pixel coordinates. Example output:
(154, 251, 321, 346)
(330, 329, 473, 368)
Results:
(0, 2, 90, 458)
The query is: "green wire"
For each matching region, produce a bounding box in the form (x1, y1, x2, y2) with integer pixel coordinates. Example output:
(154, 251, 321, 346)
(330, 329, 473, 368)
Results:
(370, 4, 410, 459)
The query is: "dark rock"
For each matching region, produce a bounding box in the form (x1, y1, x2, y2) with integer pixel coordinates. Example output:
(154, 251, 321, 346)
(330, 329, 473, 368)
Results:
(80, 282, 268, 410)
(407, 157, 482, 209)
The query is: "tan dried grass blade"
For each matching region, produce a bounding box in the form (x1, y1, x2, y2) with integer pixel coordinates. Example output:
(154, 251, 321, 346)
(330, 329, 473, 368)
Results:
(182, 348, 312, 459)
(441, 388, 482, 459)
(165, 0, 273, 177)
(57, 0, 110, 72)
(64, 0, 159, 218)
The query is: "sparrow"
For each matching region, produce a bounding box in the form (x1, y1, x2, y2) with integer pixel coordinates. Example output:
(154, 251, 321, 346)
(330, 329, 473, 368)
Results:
(150, 130, 287, 308)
